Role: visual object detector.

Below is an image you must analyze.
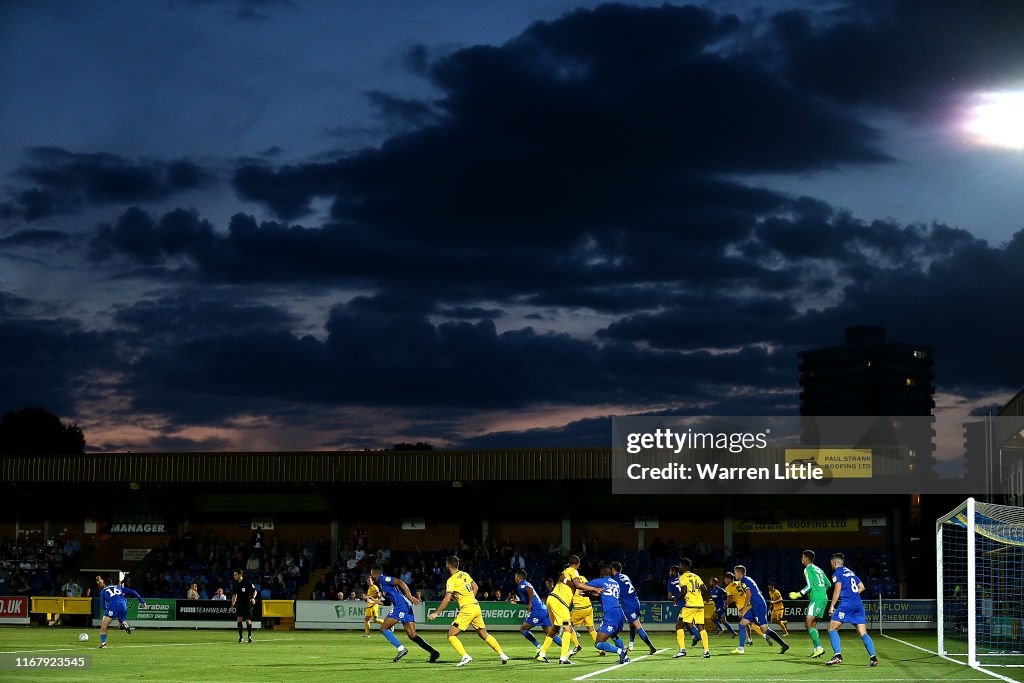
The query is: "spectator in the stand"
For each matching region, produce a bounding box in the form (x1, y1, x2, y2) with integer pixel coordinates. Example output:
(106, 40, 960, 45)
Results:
(431, 560, 443, 576)
(640, 573, 660, 600)
(354, 547, 366, 563)
(649, 536, 666, 558)
(212, 587, 227, 600)
(400, 566, 413, 584)
(61, 575, 83, 598)
(346, 556, 358, 570)
(186, 582, 200, 600)
(11, 569, 30, 595)
(510, 551, 526, 570)
(246, 553, 261, 572)
(695, 536, 712, 564)
(543, 578, 555, 596)
(493, 589, 503, 601)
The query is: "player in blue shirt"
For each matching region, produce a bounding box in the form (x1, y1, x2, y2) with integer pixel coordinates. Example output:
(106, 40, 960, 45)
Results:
(97, 574, 146, 648)
(708, 577, 736, 636)
(729, 565, 788, 655)
(511, 569, 562, 652)
(587, 566, 630, 664)
(668, 565, 703, 645)
(825, 553, 878, 668)
(610, 561, 656, 654)
(369, 566, 441, 663)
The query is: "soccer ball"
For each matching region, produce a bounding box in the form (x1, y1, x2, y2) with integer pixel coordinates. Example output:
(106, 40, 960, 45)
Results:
(79, 633, 89, 642)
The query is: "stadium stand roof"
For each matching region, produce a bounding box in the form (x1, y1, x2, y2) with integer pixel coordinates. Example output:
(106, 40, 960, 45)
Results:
(0, 448, 611, 484)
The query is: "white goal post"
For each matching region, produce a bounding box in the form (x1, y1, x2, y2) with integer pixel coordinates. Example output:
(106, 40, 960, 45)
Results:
(937, 497, 1024, 669)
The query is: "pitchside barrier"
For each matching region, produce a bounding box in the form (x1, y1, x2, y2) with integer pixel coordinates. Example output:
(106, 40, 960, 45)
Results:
(86, 598, 263, 629)
(292, 599, 937, 632)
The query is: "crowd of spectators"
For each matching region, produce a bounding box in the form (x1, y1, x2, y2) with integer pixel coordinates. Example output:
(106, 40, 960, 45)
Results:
(0, 531, 83, 595)
(137, 529, 326, 600)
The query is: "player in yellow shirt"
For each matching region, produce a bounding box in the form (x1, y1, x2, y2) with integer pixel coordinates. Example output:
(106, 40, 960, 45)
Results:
(571, 572, 597, 651)
(724, 571, 765, 645)
(539, 554, 601, 665)
(766, 583, 790, 635)
(427, 556, 509, 667)
(364, 581, 386, 637)
(672, 558, 712, 659)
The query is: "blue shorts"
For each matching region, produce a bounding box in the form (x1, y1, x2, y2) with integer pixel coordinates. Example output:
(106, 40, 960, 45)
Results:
(715, 606, 727, 618)
(599, 611, 624, 636)
(832, 604, 866, 625)
(105, 603, 128, 621)
(525, 609, 553, 629)
(622, 603, 641, 623)
(741, 603, 769, 626)
(386, 606, 415, 624)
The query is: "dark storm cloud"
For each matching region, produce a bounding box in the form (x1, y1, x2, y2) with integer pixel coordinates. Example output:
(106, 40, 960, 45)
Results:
(772, 0, 1024, 115)
(0, 229, 70, 248)
(123, 299, 791, 424)
(1, 147, 212, 222)
(436, 306, 505, 320)
(231, 3, 885, 223)
(0, 302, 120, 417)
(113, 295, 298, 339)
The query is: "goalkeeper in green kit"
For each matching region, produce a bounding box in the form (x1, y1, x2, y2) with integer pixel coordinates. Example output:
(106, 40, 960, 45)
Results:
(789, 550, 829, 658)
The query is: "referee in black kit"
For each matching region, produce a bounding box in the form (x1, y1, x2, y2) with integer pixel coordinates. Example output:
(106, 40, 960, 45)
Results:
(231, 569, 258, 643)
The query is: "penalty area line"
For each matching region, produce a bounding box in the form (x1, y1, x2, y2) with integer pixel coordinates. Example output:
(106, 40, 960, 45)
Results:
(572, 648, 671, 681)
(880, 635, 1017, 683)
(0, 637, 299, 655)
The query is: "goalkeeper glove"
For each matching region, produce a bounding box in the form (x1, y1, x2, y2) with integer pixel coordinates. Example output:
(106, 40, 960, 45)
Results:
(788, 591, 801, 599)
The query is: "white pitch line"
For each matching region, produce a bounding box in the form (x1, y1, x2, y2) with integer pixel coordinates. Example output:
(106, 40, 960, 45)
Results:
(583, 679, 994, 682)
(0, 637, 299, 655)
(881, 634, 1018, 683)
(572, 648, 671, 681)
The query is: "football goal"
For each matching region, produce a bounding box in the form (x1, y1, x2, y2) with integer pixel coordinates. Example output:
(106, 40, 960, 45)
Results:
(937, 497, 1024, 669)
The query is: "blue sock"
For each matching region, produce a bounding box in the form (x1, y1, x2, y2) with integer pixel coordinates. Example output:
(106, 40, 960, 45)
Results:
(739, 626, 747, 648)
(100, 633, 107, 644)
(862, 633, 876, 656)
(613, 637, 624, 649)
(637, 627, 653, 648)
(829, 630, 841, 654)
(522, 631, 539, 646)
(552, 635, 563, 646)
(383, 629, 402, 649)
(689, 625, 700, 638)
(629, 624, 636, 644)
(724, 620, 736, 635)
(596, 640, 619, 654)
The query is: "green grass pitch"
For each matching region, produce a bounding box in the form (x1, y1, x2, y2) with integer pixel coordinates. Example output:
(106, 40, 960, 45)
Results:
(0, 628, 1018, 682)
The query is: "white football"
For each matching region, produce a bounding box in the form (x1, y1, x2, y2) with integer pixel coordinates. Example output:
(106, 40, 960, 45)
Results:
(79, 633, 89, 642)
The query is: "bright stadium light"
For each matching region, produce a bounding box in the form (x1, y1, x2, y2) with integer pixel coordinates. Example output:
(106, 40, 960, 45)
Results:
(963, 91, 1024, 150)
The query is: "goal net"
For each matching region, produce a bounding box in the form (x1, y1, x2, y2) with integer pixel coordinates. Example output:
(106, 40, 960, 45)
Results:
(938, 497, 1024, 668)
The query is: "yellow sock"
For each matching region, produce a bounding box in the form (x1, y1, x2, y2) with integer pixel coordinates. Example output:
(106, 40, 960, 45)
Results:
(570, 628, 580, 648)
(375, 618, 385, 625)
(700, 629, 709, 651)
(560, 629, 571, 660)
(540, 635, 553, 656)
(364, 621, 370, 635)
(676, 629, 687, 648)
(750, 624, 764, 637)
(448, 635, 467, 657)
(589, 629, 597, 643)
(484, 634, 503, 655)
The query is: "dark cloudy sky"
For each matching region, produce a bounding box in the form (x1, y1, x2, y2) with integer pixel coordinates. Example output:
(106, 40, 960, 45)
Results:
(2, 0, 1023, 454)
